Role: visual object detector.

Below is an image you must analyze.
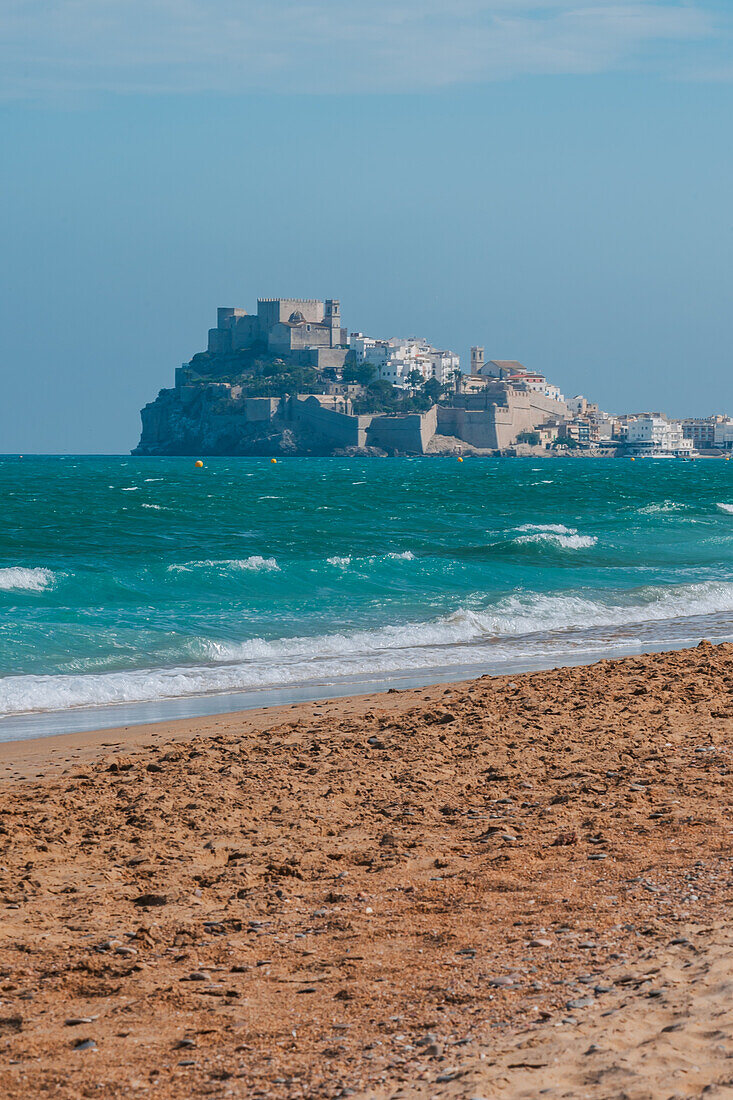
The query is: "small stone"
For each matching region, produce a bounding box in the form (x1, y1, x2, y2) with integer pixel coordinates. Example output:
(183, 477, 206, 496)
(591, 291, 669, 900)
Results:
(425, 1043, 443, 1057)
(588, 853, 608, 861)
(115, 946, 137, 957)
(488, 976, 515, 988)
(65, 1017, 94, 1026)
(566, 997, 595, 1009)
(529, 939, 552, 948)
(132, 893, 167, 907)
(184, 971, 211, 982)
(72, 1038, 97, 1051)
(174, 1038, 196, 1049)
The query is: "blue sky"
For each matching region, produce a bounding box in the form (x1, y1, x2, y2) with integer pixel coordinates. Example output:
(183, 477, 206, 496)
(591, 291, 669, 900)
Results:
(1, 1, 732, 452)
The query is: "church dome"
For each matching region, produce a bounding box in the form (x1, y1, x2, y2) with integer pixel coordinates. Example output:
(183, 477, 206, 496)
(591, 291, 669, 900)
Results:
(288, 310, 306, 324)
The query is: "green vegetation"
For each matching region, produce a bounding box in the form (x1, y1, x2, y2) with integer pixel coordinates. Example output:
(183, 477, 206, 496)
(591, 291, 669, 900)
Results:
(352, 378, 448, 415)
(182, 350, 451, 411)
(185, 350, 323, 396)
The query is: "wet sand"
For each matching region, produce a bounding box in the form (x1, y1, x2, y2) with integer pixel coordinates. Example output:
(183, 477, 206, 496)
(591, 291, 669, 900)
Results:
(1, 641, 732, 1098)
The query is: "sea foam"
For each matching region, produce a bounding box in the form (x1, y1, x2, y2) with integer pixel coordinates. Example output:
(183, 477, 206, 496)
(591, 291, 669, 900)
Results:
(0, 567, 56, 593)
(4, 579, 732, 717)
(169, 556, 279, 573)
(717, 503, 733, 515)
(514, 524, 597, 549)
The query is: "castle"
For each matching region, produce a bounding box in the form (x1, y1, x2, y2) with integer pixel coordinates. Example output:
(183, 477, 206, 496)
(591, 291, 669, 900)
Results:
(207, 298, 349, 369)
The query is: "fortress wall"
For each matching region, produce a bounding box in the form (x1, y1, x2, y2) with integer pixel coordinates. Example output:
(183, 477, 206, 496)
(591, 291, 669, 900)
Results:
(289, 396, 370, 448)
(244, 398, 280, 422)
(208, 328, 233, 354)
(437, 406, 500, 449)
(304, 348, 349, 369)
(525, 391, 569, 419)
(258, 299, 324, 329)
(231, 315, 262, 350)
(367, 406, 438, 454)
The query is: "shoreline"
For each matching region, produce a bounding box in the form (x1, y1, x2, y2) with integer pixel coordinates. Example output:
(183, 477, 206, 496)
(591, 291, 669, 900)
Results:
(3, 630, 732, 750)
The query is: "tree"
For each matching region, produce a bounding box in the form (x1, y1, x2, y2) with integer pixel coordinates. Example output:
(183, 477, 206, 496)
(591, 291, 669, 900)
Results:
(343, 361, 377, 386)
(407, 369, 424, 390)
(422, 377, 444, 404)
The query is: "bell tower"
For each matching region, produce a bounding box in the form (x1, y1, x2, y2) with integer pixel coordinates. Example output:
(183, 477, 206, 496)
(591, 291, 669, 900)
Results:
(470, 346, 485, 375)
(325, 299, 341, 347)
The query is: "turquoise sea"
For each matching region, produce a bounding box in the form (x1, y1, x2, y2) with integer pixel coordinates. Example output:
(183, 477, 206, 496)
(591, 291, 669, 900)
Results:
(1, 455, 733, 740)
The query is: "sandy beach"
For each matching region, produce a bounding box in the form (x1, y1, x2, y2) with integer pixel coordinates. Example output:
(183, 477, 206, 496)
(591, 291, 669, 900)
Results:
(1, 641, 733, 1099)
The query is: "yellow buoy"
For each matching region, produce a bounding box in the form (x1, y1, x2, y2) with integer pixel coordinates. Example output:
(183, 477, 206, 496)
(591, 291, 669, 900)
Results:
(630, 457, 635, 462)
(195, 460, 204, 468)
(457, 456, 464, 463)
(271, 458, 277, 464)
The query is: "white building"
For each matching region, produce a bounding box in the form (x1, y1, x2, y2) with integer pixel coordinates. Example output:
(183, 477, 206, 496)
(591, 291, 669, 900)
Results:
(627, 416, 694, 456)
(714, 420, 733, 450)
(517, 374, 565, 404)
(349, 334, 459, 388)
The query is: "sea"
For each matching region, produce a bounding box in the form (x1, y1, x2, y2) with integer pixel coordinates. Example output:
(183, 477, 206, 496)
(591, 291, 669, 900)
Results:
(1, 455, 732, 742)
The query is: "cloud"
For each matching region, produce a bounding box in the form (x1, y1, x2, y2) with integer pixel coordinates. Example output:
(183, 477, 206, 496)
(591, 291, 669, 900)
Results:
(0, 0, 723, 98)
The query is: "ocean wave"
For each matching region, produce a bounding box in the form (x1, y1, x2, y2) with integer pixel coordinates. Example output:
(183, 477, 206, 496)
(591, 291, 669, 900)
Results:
(142, 503, 164, 510)
(638, 501, 687, 515)
(327, 556, 351, 567)
(168, 556, 279, 573)
(516, 523, 575, 534)
(717, 503, 733, 515)
(0, 567, 57, 593)
(513, 524, 596, 549)
(2, 579, 733, 715)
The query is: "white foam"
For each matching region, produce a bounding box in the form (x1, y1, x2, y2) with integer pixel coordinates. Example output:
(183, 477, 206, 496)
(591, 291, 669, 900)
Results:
(327, 556, 352, 567)
(142, 504, 163, 510)
(516, 523, 576, 534)
(4, 579, 733, 717)
(515, 532, 597, 549)
(717, 503, 733, 515)
(638, 501, 687, 515)
(121, 486, 140, 492)
(0, 567, 56, 593)
(168, 556, 279, 574)
(386, 551, 416, 560)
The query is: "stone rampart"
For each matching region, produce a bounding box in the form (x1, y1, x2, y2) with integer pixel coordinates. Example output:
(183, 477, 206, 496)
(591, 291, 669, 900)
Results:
(288, 396, 370, 449)
(367, 406, 437, 454)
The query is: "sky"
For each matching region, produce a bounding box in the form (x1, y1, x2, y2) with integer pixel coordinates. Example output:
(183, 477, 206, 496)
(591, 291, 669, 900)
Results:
(1, 0, 732, 452)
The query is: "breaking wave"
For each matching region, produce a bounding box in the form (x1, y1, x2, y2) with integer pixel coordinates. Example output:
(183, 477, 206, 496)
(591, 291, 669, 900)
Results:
(2, 579, 732, 716)
(168, 556, 279, 573)
(514, 524, 597, 549)
(717, 503, 733, 515)
(0, 567, 57, 593)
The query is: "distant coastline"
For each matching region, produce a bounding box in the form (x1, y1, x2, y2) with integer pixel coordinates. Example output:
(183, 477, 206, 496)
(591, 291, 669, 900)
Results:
(134, 295, 733, 459)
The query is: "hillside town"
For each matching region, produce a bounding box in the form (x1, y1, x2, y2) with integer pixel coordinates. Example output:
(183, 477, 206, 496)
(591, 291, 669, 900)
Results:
(134, 297, 733, 457)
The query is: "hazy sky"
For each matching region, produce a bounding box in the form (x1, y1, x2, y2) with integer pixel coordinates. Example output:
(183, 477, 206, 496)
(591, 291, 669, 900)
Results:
(1, 0, 732, 452)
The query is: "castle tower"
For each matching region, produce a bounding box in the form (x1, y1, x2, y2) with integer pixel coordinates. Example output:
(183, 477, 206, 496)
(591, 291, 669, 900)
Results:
(470, 346, 484, 375)
(325, 299, 341, 347)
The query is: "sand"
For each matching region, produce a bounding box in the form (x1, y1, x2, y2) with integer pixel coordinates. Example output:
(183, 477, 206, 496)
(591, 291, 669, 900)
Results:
(1, 641, 732, 1099)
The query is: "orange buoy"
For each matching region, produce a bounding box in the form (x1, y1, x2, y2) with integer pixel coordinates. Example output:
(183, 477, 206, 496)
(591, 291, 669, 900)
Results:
(457, 456, 464, 463)
(195, 460, 204, 468)
(271, 458, 277, 464)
